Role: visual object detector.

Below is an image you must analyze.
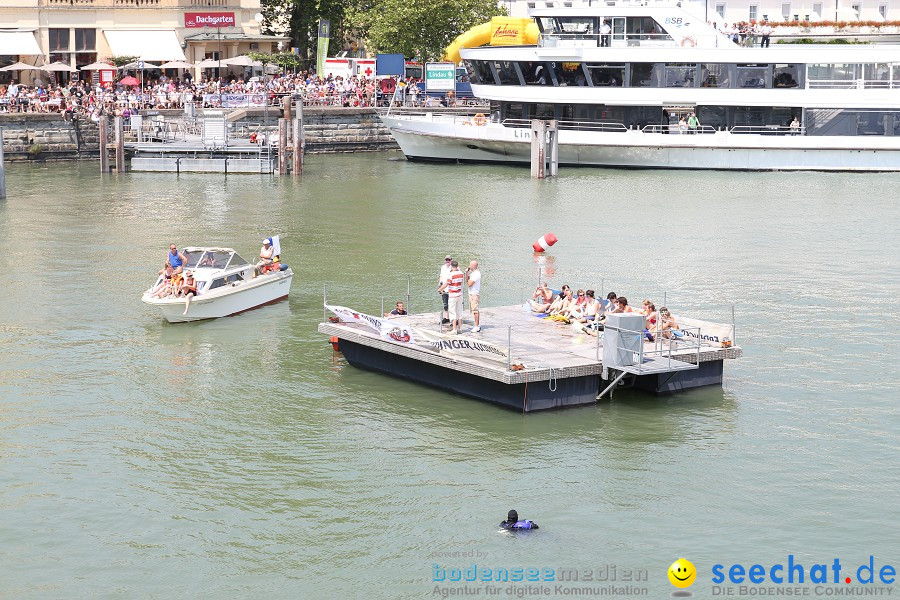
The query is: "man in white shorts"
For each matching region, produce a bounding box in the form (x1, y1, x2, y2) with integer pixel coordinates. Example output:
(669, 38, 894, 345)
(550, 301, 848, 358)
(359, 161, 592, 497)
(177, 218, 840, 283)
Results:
(466, 260, 481, 333)
(438, 260, 465, 334)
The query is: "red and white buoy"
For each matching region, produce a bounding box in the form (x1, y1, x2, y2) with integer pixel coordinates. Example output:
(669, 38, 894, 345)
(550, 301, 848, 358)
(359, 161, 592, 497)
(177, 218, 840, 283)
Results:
(532, 232, 558, 253)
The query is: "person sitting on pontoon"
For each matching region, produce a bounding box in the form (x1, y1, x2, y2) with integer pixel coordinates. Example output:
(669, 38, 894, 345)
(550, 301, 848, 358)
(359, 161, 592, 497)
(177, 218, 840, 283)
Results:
(656, 307, 682, 339)
(576, 290, 601, 323)
(547, 286, 574, 316)
(530, 282, 555, 312)
(560, 289, 588, 320)
(385, 301, 407, 318)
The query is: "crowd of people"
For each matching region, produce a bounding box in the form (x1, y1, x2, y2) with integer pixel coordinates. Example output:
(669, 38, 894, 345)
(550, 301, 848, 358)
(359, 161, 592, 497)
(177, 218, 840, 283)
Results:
(0, 70, 443, 117)
(529, 283, 681, 341)
(714, 20, 775, 47)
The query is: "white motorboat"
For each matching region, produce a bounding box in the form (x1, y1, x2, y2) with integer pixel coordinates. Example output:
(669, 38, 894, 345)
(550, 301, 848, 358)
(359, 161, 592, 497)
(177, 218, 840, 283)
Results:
(141, 246, 293, 323)
(382, 4, 900, 171)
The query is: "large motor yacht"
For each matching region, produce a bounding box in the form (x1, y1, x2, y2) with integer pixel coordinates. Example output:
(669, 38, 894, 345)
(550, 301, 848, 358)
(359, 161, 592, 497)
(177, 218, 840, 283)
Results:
(381, 4, 900, 170)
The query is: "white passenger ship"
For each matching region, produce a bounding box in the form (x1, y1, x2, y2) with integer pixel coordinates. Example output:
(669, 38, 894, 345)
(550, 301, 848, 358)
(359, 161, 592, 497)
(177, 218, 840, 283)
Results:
(382, 4, 900, 170)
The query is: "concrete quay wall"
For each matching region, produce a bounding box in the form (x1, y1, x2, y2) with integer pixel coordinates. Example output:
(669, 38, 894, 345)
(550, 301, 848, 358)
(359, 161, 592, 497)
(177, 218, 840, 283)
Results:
(0, 113, 100, 162)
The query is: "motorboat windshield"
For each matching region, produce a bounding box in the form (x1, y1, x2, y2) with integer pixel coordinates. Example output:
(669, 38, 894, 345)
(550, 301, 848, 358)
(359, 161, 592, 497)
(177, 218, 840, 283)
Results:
(183, 249, 205, 269)
(192, 250, 250, 270)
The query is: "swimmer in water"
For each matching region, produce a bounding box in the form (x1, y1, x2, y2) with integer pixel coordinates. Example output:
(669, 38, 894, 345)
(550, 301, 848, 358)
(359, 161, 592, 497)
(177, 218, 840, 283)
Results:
(500, 509, 539, 530)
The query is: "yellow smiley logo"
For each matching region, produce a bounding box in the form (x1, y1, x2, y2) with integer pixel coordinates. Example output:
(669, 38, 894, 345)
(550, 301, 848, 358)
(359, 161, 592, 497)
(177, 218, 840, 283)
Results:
(668, 558, 697, 588)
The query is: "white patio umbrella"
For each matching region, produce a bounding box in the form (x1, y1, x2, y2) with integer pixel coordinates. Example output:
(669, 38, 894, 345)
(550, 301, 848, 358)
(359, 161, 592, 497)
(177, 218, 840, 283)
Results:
(221, 55, 262, 67)
(159, 60, 196, 70)
(120, 61, 160, 70)
(195, 58, 223, 68)
(80, 61, 115, 71)
(41, 61, 77, 72)
(0, 61, 41, 71)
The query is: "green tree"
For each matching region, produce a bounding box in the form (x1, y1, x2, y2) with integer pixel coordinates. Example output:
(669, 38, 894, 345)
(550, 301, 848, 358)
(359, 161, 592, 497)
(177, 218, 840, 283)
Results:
(261, 0, 354, 66)
(348, 0, 506, 61)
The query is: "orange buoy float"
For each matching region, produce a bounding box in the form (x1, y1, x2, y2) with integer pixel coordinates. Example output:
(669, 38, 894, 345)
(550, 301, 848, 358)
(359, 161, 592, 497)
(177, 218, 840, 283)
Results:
(532, 232, 558, 253)
(330, 336, 340, 352)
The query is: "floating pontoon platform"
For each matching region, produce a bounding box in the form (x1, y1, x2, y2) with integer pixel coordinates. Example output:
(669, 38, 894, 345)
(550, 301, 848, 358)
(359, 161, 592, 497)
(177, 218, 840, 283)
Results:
(318, 305, 741, 412)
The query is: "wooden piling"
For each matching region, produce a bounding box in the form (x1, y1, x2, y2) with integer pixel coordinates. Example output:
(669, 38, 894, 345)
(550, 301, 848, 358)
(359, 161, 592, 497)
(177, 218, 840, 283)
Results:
(114, 116, 125, 173)
(292, 116, 302, 177)
(548, 119, 559, 177)
(99, 117, 109, 173)
(278, 118, 288, 175)
(530, 119, 547, 179)
(282, 95, 292, 123)
(530, 119, 559, 179)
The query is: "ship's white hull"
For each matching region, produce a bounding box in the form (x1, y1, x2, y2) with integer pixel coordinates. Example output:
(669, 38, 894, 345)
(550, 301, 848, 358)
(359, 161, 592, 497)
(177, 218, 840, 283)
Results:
(382, 115, 900, 171)
(142, 270, 293, 323)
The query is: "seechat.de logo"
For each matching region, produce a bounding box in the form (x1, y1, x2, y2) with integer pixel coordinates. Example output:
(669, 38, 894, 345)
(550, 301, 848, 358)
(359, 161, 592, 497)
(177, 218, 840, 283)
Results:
(669, 558, 697, 588)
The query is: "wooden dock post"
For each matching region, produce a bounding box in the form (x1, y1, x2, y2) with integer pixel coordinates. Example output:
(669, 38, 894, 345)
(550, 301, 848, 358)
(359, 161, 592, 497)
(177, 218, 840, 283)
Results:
(114, 116, 125, 173)
(530, 119, 559, 179)
(547, 119, 559, 177)
(278, 118, 288, 175)
(530, 119, 547, 178)
(0, 127, 6, 199)
(292, 117, 302, 177)
(99, 117, 109, 173)
(292, 98, 304, 177)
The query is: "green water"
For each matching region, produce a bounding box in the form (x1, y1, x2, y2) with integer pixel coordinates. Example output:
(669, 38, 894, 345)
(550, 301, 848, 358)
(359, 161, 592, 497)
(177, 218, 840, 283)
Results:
(1, 155, 898, 599)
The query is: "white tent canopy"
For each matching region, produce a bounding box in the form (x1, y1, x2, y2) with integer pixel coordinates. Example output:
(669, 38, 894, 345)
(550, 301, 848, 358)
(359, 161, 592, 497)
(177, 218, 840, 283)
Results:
(103, 30, 186, 62)
(0, 31, 41, 56)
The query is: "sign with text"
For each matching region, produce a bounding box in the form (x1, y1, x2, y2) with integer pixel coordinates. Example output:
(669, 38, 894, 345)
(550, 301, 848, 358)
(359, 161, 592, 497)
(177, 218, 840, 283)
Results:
(184, 12, 236, 28)
(425, 62, 456, 92)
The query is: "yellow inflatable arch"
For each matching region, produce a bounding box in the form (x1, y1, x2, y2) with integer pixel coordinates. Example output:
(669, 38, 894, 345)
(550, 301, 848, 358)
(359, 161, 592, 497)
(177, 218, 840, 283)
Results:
(444, 17, 540, 65)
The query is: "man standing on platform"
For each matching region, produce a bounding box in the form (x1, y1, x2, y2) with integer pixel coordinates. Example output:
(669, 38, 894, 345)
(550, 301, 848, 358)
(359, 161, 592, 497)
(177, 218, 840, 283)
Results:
(438, 260, 465, 334)
(438, 255, 452, 324)
(466, 260, 482, 333)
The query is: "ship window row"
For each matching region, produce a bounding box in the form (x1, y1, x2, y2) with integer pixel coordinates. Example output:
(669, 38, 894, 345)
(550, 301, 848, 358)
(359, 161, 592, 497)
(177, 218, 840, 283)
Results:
(495, 102, 900, 136)
(465, 60, 900, 89)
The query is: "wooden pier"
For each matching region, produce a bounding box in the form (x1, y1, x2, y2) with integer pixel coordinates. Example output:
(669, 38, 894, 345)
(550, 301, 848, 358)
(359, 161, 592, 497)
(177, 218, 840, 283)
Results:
(319, 305, 742, 412)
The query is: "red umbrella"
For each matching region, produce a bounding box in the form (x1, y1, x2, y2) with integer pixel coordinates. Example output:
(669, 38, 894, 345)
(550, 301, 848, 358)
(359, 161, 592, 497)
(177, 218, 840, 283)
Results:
(119, 76, 140, 86)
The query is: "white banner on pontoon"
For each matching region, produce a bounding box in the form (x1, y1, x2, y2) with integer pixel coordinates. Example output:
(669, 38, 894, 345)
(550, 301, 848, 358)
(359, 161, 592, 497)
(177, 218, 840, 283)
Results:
(415, 328, 509, 363)
(326, 305, 417, 345)
(673, 316, 734, 347)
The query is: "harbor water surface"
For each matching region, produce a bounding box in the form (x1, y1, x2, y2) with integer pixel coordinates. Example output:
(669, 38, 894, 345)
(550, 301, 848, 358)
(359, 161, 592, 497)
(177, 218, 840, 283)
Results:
(1, 155, 898, 598)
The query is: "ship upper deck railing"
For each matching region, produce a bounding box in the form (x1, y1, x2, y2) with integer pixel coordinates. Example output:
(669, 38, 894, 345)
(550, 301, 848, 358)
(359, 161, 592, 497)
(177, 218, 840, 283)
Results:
(539, 32, 727, 48)
(808, 79, 900, 89)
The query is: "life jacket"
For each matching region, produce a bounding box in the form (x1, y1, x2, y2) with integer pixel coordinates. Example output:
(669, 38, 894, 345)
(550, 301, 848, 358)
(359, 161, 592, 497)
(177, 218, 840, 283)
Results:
(501, 520, 535, 530)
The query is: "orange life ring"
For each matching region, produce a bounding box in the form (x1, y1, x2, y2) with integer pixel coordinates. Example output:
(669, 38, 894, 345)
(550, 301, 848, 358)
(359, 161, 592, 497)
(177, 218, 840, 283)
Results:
(330, 336, 340, 352)
(473, 113, 487, 126)
(680, 36, 697, 47)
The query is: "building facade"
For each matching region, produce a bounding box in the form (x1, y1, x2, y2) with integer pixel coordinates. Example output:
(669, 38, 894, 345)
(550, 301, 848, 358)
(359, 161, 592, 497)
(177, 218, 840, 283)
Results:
(0, 0, 287, 83)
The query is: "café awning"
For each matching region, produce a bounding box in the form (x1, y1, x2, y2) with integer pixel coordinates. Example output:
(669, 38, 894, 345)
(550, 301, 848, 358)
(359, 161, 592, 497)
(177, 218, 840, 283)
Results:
(103, 30, 186, 62)
(0, 31, 42, 56)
